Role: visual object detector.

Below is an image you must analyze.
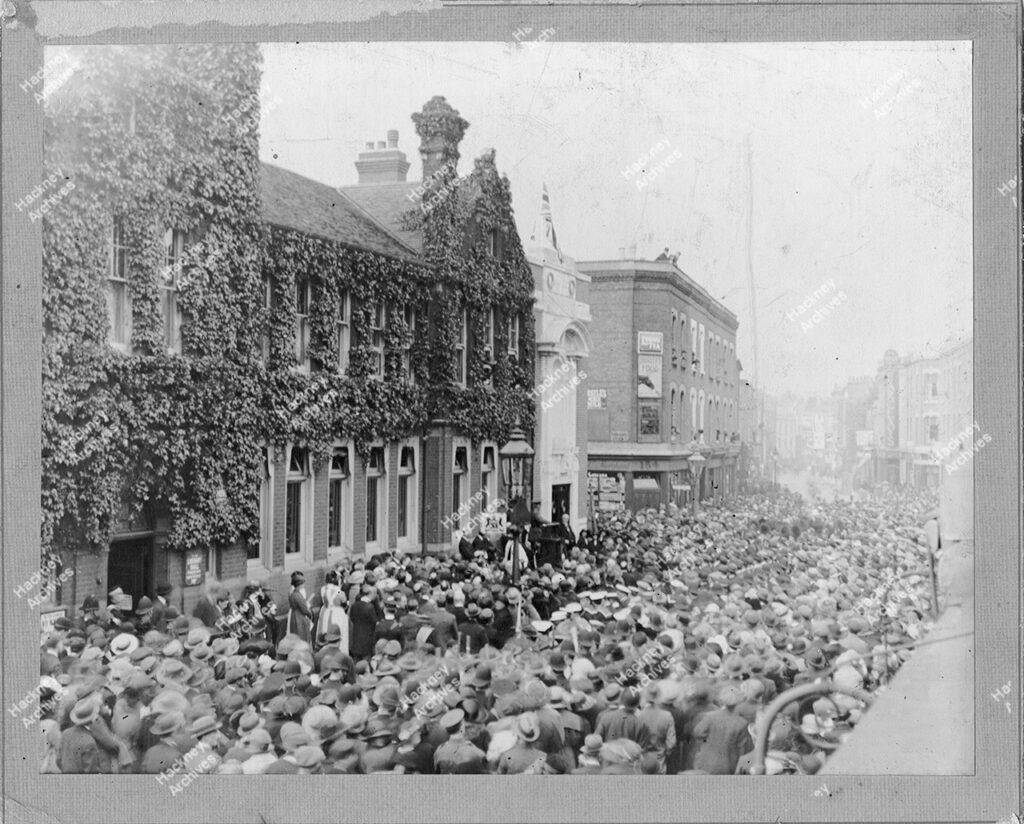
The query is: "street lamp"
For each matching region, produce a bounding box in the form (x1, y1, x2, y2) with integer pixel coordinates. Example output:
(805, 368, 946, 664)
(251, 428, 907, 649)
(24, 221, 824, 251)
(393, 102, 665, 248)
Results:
(686, 439, 706, 516)
(500, 423, 535, 587)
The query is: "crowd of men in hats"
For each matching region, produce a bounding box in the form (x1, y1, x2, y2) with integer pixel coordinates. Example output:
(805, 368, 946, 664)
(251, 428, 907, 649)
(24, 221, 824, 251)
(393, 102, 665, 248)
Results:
(38, 484, 940, 776)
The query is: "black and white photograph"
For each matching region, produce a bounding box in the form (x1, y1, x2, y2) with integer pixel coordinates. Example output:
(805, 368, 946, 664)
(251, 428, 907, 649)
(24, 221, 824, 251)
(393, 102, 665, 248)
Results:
(1, 1, 1020, 822)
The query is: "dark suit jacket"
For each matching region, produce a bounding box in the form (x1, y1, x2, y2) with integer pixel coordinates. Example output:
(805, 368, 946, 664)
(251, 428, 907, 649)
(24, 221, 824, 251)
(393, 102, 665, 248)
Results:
(423, 607, 457, 649)
(192, 596, 221, 628)
(150, 598, 168, 633)
(692, 708, 752, 775)
(348, 600, 380, 658)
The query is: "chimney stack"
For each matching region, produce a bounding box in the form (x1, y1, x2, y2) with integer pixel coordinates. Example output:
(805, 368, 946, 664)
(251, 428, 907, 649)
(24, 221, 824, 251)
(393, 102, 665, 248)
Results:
(628, 244, 637, 259)
(618, 247, 626, 259)
(412, 95, 469, 183)
(354, 130, 411, 185)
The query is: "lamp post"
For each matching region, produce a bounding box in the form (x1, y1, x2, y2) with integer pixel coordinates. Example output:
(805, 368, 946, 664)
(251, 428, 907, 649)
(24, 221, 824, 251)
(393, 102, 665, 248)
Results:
(499, 423, 535, 587)
(686, 439, 706, 517)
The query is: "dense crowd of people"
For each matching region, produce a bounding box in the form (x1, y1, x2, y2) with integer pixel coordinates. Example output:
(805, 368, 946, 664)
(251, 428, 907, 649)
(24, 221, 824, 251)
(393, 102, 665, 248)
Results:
(37, 485, 940, 776)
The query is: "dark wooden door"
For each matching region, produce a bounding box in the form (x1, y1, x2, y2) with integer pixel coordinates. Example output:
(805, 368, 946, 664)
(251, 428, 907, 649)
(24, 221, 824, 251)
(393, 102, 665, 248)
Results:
(107, 537, 152, 609)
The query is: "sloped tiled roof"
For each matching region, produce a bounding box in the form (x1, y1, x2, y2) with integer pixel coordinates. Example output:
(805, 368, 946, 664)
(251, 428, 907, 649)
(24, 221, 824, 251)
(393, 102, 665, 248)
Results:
(337, 181, 426, 255)
(259, 162, 421, 263)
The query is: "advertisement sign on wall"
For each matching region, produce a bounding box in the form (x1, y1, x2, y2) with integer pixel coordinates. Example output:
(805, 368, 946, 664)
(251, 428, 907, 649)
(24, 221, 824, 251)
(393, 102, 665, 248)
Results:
(637, 354, 662, 398)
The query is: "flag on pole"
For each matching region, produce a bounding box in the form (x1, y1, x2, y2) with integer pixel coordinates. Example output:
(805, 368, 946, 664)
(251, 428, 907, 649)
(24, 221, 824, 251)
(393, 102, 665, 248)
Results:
(540, 183, 563, 261)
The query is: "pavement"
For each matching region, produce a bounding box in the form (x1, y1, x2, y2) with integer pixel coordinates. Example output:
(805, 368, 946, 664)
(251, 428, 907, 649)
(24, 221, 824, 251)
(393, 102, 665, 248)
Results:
(821, 538, 975, 775)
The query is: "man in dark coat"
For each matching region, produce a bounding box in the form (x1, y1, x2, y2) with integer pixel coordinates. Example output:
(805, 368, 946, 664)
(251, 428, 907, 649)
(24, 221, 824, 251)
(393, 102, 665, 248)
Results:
(421, 598, 457, 651)
(677, 680, 715, 772)
(691, 685, 753, 775)
(636, 685, 678, 774)
(151, 584, 170, 633)
(398, 598, 424, 647)
(456, 604, 489, 654)
(348, 586, 382, 661)
(59, 698, 117, 774)
(594, 687, 642, 744)
(139, 711, 188, 775)
(192, 583, 224, 629)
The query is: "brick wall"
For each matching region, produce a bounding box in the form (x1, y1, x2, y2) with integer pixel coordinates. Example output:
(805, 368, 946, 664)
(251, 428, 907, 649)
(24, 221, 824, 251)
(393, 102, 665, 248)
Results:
(586, 278, 635, 441)
(313, 459, 329, 563)
(219, 541, 247, 583)
(271, 449, 287, 568)
(387, 442, 399, 551)
(352, 450, 367, 556)
(421, 429, 444, 548)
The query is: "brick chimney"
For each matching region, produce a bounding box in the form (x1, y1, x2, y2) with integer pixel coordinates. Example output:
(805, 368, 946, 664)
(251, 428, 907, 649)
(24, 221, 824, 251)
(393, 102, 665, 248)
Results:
(411, 96, 469, 183)
(354, 129, 411, 184)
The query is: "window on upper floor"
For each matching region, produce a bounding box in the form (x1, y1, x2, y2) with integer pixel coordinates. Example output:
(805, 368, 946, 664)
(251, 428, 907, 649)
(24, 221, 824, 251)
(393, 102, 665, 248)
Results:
(507, 312, 521, 364)
(294, 276, 311, 372)
(369, 302, 385, 380)
(455, 306, 468, 386)
(261, 274, 273, 366)
(698, 324, 706, 376)
(160, 228, 198, 356)
(336, 290, 351, 375)
(401, 304, 417, 384)
(107, 217, 132, 351)
(690, 322, 698, 374)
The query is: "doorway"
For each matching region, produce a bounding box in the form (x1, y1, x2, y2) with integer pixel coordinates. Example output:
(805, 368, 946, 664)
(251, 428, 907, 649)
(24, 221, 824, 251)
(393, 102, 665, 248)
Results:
(107, 537, 153, 610)
(551, 484, 571, 523)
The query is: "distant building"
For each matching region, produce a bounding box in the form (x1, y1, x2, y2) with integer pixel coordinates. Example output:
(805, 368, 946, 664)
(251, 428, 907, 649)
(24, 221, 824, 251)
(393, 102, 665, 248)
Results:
(868, 339, 973, 487)
(579, 255, 741, 512)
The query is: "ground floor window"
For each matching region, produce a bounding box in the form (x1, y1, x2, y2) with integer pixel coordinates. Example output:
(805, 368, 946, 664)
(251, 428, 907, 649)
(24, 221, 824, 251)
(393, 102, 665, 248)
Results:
(328, 445, 351, 551)
(398, 444, 416, 541)
(285, 446, 309, 556)
(366, 446, 386, 546)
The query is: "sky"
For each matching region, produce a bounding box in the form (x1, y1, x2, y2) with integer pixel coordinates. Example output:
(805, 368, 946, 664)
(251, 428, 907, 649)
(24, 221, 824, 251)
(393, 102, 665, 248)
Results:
(52, 40, 974, 399)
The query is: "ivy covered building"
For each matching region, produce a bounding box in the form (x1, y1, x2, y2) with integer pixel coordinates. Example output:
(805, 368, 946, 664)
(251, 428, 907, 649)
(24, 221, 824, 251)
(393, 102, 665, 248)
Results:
(41, 45, 535, 616)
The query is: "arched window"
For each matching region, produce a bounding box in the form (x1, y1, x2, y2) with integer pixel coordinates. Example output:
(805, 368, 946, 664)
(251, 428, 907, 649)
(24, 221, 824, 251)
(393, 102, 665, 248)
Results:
(679, 384, 687, 436)
(690, 388, 698, 437)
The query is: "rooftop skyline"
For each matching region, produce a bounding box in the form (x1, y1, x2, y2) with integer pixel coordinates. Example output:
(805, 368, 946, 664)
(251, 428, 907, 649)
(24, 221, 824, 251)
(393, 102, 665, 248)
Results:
(256, 40, 972, 398)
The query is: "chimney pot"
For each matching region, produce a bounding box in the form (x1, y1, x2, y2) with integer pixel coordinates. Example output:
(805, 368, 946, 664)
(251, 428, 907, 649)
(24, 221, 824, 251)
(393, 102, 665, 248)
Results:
(412, 96, 469, 183)
(355, 132, 411, 184)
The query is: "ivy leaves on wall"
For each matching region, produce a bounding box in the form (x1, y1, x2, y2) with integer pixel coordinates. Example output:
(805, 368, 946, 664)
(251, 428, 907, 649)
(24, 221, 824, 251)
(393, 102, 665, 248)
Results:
(41, 44, 536, 561)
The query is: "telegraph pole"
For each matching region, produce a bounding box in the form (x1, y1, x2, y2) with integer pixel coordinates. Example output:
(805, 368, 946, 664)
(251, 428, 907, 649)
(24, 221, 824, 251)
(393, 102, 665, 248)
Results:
(745, 133, 765, 477)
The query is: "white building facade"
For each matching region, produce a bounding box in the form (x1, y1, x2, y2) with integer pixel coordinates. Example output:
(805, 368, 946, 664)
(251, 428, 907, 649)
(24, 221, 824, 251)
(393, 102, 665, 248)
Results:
(526, 190, 592, 532)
